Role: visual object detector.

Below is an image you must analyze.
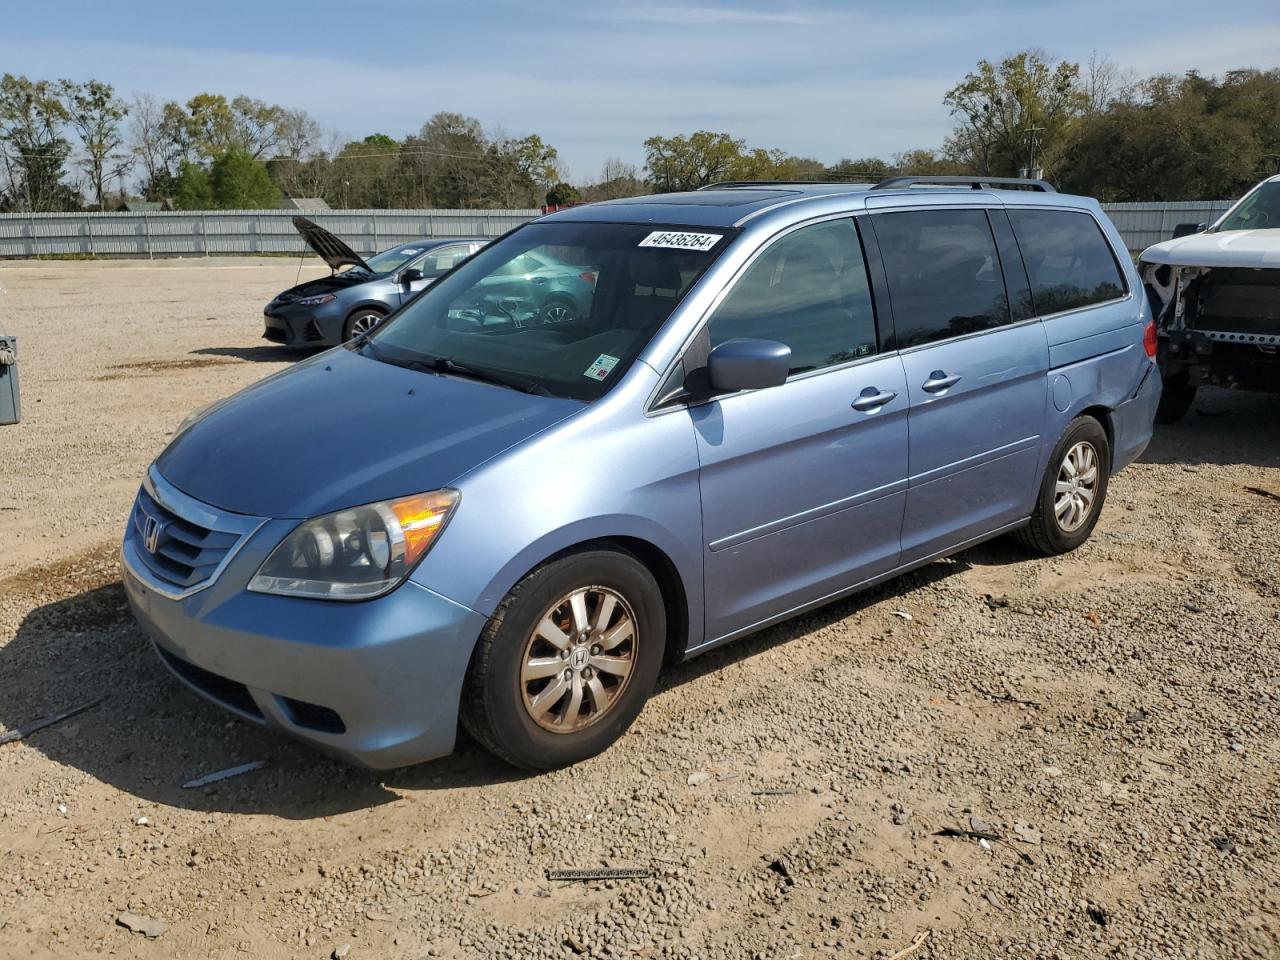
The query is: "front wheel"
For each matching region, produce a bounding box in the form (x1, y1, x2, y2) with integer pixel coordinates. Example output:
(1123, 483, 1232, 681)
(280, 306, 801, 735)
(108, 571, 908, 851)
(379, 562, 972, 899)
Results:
(460, 550, 665, 770)
(1013, 416, 1111, 555)
(343, 309, 385, 342)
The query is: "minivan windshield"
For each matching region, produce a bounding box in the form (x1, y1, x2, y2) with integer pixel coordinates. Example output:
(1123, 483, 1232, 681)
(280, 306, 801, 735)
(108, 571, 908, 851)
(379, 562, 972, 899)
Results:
(368, 222, 730, 401)
(1218, 180, 1280, 232)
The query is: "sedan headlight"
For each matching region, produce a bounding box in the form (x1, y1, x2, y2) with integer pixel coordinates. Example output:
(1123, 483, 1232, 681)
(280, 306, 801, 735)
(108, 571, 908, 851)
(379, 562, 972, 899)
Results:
(297, 293, 337, 306)
(249, 490, 460, 600)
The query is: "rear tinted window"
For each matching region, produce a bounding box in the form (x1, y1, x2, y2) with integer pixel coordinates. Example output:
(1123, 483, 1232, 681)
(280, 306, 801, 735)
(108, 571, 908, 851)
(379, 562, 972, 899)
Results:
(1008, 209, 1126, 315)
(872, 209, 1009, 348)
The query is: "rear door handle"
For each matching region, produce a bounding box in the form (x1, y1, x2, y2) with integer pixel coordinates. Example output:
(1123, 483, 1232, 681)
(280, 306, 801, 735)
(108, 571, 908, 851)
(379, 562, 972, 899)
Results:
(921, 370, 961, 393)
(851, 388, 898, 412)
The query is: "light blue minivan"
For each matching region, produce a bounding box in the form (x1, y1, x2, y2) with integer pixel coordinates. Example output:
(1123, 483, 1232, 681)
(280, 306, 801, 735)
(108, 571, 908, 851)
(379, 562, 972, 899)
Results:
(122, 177, 1161, 770)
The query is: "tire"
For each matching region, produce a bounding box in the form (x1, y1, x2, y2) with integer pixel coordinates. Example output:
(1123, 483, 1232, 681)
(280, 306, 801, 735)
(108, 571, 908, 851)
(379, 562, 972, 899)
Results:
(342, 309, 385, 342)
(460, 549, 666, 771)
(1013, 416, 1111, 556)
(1155, 375, 1197, 424)
(539, 296, 578, 326)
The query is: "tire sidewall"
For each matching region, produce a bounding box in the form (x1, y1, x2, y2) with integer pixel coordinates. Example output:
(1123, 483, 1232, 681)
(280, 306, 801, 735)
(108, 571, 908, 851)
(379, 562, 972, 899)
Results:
(474, 551, 665, 769)
(1037, 417, 1111, 552)
(539, 295, 578, 325)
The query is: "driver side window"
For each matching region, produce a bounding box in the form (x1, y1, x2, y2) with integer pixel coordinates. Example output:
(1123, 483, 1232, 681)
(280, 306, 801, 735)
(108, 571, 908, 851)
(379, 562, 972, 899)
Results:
(708, 218, 878, 375)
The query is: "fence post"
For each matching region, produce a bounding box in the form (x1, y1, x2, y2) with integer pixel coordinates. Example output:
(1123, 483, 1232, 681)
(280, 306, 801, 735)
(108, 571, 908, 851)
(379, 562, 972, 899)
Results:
(27, 212, 35, 258)
(86, 213, 95, 259)
(143, 213, 153, 260)
(201, 213, 209, 257)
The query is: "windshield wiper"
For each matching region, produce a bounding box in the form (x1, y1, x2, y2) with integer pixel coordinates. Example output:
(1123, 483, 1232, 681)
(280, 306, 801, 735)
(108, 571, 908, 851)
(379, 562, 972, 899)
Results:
(409, 355, 554, 397)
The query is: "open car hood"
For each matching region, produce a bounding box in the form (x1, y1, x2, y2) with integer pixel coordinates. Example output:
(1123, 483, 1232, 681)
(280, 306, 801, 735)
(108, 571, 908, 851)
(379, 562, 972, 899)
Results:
(292, 216, 371, 273)
(1140, 229, 1280, 269)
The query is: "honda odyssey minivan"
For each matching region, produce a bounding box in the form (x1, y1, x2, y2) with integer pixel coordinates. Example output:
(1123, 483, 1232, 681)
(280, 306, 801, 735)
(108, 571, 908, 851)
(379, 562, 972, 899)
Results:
(122, 177, 1160, 771)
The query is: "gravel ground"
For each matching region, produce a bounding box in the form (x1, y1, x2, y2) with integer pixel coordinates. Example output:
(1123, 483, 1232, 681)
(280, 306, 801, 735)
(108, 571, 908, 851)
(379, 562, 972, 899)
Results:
(1, 259, 1278, 960)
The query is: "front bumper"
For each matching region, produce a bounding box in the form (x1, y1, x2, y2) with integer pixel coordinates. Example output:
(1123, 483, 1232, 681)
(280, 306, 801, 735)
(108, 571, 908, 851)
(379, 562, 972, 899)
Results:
(121, 477, 488, 769)
(263, 300, 344, 347)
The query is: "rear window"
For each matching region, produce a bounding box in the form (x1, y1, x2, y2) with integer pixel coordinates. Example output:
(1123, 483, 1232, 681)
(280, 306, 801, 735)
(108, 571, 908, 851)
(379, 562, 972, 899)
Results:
(872, 209, 1010, 348)
(1008, 209, 1126, 315)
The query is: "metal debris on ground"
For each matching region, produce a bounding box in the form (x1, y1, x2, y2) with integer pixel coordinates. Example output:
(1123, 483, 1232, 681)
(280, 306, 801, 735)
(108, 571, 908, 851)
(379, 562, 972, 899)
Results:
(0, 698, 104, 746)
(181, 759, 268, 789)
(971, 684, 1040, 708)
(1212, 835, 1237, 854)
(885, 930, 931, 960)
(892, 610, 913, 620)
(751, 788, 796, 796)
(686, 771, 711, 786)
(545, 867, 650, 882)
(935, 825, 1035, 865)
(116, 912, 168, 938)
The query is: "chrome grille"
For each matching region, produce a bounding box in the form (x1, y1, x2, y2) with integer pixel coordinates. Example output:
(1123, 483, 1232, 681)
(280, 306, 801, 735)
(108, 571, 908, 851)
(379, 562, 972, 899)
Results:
(124, 468, 265, 598)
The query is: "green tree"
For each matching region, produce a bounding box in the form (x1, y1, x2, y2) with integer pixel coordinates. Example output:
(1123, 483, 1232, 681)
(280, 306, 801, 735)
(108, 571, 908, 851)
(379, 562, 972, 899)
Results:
(943, 50, 1084, 177)
(209, 148, 280, 208)
(172, 160, 213, 209)
(545, 182, 580, 206)
(0, 73, 74, 211)
(643, 131, 744, 191)
(61, 79, 129, 210)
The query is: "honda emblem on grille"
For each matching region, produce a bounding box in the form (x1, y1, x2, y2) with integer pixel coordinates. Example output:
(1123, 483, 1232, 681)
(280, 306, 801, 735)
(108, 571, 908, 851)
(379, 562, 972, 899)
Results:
(143, 514, 164, 554)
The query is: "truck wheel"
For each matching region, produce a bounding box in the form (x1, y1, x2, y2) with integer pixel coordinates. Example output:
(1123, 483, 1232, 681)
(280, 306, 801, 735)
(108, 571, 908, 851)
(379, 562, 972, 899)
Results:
(460, 550, 665, 771)
(1155, 376, 1197, 424)
(1014, 415, 1111, 556)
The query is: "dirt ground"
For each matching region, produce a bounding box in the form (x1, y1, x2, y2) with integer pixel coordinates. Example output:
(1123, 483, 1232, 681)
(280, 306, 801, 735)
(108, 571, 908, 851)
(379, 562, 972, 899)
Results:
(0, 259, 1278, 960)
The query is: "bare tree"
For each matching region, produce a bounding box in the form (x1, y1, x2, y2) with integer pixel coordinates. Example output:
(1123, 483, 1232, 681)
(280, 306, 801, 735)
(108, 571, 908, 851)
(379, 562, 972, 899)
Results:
(60, 79, 129, 210)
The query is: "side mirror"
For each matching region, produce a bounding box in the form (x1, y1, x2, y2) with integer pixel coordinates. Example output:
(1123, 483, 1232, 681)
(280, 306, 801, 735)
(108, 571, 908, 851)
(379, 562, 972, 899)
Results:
(706, 339, 791, 393)
(1172, 222, 1206, 239)
(399, 267, 424, 284)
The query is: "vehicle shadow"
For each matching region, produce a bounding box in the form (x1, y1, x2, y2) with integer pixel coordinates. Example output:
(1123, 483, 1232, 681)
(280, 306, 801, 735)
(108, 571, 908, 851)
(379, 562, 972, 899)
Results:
(2, 547, 988, 819)
(0, 578, 522, 819)
(191, 345, 319, 363)
(1140, 387, 1280, 468)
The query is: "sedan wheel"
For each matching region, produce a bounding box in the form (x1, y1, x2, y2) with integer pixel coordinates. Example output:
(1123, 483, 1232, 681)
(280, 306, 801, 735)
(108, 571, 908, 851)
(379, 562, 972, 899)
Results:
(344, 310, 384, 341)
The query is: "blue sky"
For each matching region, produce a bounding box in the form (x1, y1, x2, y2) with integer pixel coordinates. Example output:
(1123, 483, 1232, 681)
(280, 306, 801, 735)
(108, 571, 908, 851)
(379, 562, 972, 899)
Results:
(2, 0, 1278, 180)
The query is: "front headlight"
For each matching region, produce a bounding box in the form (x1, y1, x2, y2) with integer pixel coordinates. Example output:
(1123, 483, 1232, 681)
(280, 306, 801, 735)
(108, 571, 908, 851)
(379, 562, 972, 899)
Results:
(248, 489, 460, 600)
(297, 293, 337, 306)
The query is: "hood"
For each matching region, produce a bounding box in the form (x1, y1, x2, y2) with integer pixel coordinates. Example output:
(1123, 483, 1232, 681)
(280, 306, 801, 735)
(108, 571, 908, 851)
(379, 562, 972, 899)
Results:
(156, 348, 582, 518)
(292, 216, 371, 273)
(1141, 229, 1280, 269)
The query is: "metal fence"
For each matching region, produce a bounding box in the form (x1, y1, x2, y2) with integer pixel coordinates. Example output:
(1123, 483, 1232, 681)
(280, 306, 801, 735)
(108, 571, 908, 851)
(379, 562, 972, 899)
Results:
(0, 201, 1237, 259)
(1100, 201, 1233, 252)
(0, 208, 541, 259)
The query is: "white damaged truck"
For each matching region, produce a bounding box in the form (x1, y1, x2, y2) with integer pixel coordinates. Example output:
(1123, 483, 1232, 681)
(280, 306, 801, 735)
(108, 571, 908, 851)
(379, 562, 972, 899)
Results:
(1140, 175, 1280, 422)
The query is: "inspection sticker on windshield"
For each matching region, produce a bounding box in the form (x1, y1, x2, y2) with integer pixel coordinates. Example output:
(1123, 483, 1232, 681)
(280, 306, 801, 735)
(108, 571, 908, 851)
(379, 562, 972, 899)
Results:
(638, 231, 721, 252)
(584, 353, 620, 381)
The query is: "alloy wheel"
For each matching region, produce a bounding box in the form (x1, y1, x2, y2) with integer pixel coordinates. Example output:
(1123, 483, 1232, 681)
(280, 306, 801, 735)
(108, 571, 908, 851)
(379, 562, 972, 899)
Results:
(519, 586, 636, 733)
(1054, 440, 1099, 533)
(347, 312, 382, 339)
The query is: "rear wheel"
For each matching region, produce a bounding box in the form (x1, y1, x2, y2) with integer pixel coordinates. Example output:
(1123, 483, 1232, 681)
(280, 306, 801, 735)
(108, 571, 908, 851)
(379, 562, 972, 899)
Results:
(1014, 416, 1110, 555)
(343, 309, 385, 342)
(461, 550, 665, 770)
(1155, 373, 1197, 424)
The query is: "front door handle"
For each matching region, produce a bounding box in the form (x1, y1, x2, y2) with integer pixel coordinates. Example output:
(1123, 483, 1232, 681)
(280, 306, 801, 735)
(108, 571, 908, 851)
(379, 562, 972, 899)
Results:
(921, 370, 961, 393)
(852, 387, 898, 412)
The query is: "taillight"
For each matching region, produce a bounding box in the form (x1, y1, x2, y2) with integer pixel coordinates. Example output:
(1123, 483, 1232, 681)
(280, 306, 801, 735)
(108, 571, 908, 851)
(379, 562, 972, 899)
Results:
(1143, 319, 1158, 359)
(579, 271, 597, 286)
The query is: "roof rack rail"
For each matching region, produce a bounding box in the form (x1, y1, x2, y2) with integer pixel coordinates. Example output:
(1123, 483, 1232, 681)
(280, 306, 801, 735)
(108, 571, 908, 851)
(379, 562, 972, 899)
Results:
(697, 180, 867, 190)
(872, 175, 1055, 193)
